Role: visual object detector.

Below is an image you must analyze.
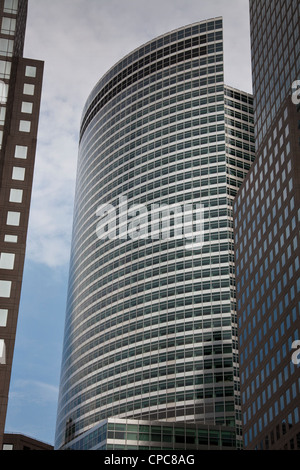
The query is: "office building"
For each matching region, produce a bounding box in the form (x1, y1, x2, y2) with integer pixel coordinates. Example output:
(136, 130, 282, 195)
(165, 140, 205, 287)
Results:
(60, 417, 236, 451)
(2, 433, 53, 450)
(55, 18, 255, 450)
(0, 0, 44, 447)
(234, 0, 300, 450)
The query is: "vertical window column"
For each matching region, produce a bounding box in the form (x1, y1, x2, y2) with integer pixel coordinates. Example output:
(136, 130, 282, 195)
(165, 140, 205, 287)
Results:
(0, 60, 39, 369)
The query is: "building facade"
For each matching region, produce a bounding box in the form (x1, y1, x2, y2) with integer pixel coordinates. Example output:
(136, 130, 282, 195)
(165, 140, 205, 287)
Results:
(55, 18, 255, 450)
(2, 433, 53, 450)
(60, 417, 236, 451)
(234, 0, 300, 450)
(0, 0, 44, 447)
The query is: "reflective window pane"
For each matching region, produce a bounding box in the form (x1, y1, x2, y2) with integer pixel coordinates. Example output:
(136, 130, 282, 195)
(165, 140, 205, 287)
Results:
(19, 120, 31, 132)
(9, 188, 23, 203)
(14, 145, 27, 159)
(0, 339, 6, 364)
(25, 65, 36, 77)
(21, 102, 33, 114)
(0, 280, 11, 297)
(23, 83, 34, 95)
(0, 309, 8, 327)
(4, 235, 18, 243)
(12, 167, 25, 181)
(0, 252, 15, 269)
(6, 211, 20, 226)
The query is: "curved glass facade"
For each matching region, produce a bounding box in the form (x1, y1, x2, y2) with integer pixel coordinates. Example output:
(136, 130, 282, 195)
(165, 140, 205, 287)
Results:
(55, 18, 255, 450)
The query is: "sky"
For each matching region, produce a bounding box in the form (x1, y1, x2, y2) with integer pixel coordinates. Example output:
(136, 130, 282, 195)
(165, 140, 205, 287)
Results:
(4, 0, 252, 446)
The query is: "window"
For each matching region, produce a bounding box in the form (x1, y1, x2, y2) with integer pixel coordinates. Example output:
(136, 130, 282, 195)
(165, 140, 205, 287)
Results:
(25, 65, 36, 78)
(0, 38, 14, 57)
(23, 83, 34, 95)
(0, 106, 6, 125)
(1, 17, 16, 35)
(3, 0, 19, 14)
(0, 253, 15, 270)
(4, 235, 17, 243)
(0, 280, 11, 297)
(0, 309, 8, 327)
(2, 444, 13, 450)
(21, 102, 33, 114)
(0, 80, 8, 104)
(14, 145, 27, 159)
(19, 120, 31, 132)
(0, 60, 11, 79)
(9, 188, 23, 203)
(0, 339, 6, 364)
(12, 167, 25, 181)
(6, 211, 20, 226)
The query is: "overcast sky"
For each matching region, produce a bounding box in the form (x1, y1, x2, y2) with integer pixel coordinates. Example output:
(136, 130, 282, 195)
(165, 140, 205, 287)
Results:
(5, 0, 252, 446)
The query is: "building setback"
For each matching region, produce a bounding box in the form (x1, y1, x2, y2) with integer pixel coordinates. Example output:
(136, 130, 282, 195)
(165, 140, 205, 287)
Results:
(55, 18, 255, 450)
(0, 0, 44, 447)
(234, 0, 300, 450)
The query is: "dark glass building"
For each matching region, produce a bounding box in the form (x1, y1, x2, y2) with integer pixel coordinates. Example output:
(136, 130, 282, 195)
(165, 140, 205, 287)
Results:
(0, 0, 44, 447)
(60, 417, 236, 451)
(55, 18, 255, 450)
(234, 0, 300, 450)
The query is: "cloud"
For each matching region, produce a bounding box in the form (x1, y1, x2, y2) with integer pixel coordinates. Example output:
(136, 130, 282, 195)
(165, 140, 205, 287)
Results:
(22, 0, 252, 269)
(10, 379, 59, 405)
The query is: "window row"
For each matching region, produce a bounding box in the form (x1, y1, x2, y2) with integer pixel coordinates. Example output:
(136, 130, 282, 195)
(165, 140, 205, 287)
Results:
(92, 19, 223, 96)
(60, 357, 235, 417)
(81, 80, 224, 158)
(79, 113, 225, 193)
(83, 92, 225, 171)
(81, 43, 223, 137)
(65, 275, 233, 340)
(81, 57, 224, 143)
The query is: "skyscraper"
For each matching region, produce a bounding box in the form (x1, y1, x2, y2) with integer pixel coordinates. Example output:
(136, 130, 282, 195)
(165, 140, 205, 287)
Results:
(234, 0, 300, 450)
(55, 18, 255, 450)
(0, 0, 44, 447)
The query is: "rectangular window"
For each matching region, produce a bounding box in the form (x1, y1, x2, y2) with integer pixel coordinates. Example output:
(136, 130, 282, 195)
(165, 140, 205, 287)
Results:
(21, 102, 33, 114)
(0, 309, 8, 327)
(19, 120, 31, 132)
(0, 339, 6, 364)
(1, 17, 16, 35)
(6, 211, 20, 226)
(12, 167, 25, 181)
(4, 235, 17, 243)
(14, 145, 27, 159)
(0, 38, 14, 57)
(0, 280, 12, 297)
(9, 188, 23, 203)
(23, 83, 35, 95)
(0, 60, 11, 78)
(0, 106, 6, 125)
(4, 0, 19, 14)
(2, 444, 13, 450)
(0, 80, 8, 104)
(25, 65, 36, 77)
(0, 253, 15, 270)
